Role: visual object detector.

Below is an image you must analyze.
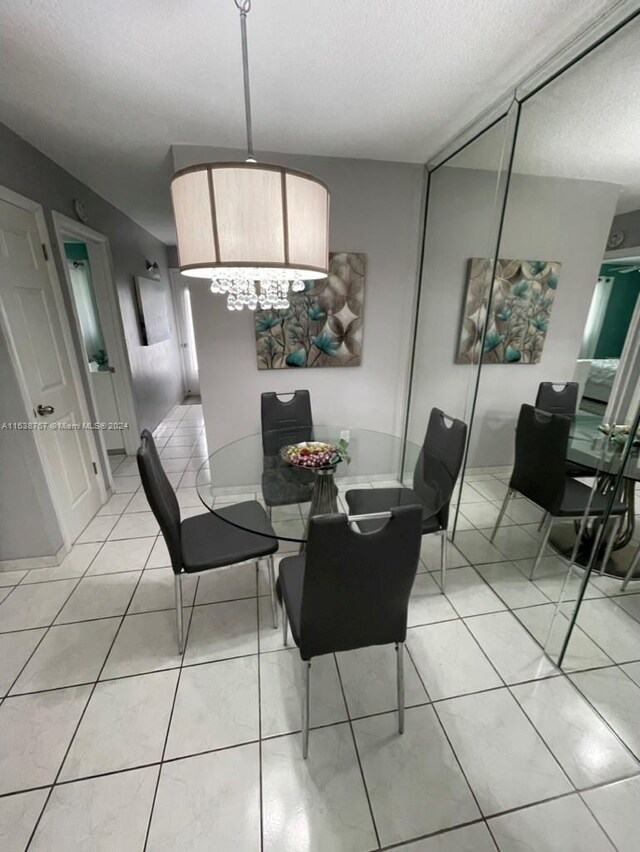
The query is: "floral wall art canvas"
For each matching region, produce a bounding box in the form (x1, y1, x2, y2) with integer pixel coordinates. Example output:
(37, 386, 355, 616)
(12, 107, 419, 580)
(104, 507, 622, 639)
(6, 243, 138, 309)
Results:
(456, 258, 561, 364)
(255, 252, 365, 369)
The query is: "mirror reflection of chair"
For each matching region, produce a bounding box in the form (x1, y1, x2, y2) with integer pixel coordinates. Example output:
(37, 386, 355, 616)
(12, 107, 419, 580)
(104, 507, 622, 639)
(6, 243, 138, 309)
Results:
(137, 429, 280, 653)
(491, 404, 626, 579)
(536, 381, 595, 484)
(278, 506, 423, 758)
(344, 408, 467, 592)
(261, 390, 315, 512)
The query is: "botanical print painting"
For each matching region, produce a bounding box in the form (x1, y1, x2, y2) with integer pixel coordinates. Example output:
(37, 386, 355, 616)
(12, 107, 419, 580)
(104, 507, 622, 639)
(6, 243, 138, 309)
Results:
(255, 252, 365, 369)
(456, 258, 561, 364)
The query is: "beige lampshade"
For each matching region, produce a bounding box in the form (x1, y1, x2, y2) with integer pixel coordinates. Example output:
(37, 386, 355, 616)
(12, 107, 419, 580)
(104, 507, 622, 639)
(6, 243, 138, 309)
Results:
(171, 162, 330, 280)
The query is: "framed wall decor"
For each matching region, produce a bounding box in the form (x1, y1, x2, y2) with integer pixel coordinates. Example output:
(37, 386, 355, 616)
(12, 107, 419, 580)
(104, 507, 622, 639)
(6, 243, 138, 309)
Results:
(135, 275, 171, 345)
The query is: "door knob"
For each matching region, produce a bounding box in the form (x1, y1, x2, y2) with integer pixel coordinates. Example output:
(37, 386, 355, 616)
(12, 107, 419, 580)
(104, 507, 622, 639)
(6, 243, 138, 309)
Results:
(36, 404, 55, 416)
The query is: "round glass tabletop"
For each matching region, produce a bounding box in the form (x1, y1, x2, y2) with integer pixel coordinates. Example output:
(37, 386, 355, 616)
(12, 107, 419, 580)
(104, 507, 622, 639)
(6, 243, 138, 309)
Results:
(196, 426, 450, 543)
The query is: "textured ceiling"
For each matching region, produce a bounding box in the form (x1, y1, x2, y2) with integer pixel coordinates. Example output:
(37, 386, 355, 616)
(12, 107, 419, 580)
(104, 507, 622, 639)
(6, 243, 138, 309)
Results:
(0, 0, 616, 242)
(449, 15, 640, 214)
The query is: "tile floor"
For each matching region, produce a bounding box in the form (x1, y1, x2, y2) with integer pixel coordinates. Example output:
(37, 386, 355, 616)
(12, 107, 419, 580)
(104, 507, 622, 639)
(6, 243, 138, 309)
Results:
(1, 404, 640, 850)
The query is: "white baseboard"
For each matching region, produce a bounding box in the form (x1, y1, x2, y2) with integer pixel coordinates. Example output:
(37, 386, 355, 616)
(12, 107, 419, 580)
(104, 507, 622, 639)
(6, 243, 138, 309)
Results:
(0, 542, 70, 572)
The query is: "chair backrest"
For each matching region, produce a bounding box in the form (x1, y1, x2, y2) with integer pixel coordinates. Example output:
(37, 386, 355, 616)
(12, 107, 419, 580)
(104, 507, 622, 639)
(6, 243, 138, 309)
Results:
(535, 382, 579, 416)
(297, 506, 423, 659)
(261, 390, 313, 455)
(413, 408, 468, 529)
(137, 429, 182, 573)
(510, 404, 569, 513)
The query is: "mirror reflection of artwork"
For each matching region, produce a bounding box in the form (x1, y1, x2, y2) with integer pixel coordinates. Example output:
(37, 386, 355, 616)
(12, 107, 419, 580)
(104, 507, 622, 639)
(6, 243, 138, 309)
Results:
(255, 252, 365, 370)
(457, 258, 561, 364)
(135, 275, 171, 345)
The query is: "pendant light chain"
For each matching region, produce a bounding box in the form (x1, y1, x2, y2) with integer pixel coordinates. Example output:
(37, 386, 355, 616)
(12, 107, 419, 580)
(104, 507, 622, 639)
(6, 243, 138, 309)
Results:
(235, 0, 255, 161)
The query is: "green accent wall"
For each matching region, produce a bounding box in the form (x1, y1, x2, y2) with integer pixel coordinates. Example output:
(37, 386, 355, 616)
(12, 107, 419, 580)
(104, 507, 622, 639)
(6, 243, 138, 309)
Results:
(594, 263, 640, 358)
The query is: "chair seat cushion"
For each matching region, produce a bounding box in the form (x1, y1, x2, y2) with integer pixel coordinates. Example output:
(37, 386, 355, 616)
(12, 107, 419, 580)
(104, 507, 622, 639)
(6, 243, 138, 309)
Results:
(279, 554, 305, 649)
(181, 501, 278, 572)
(557, 477, 627, 517)
(345, 487, 441, 534)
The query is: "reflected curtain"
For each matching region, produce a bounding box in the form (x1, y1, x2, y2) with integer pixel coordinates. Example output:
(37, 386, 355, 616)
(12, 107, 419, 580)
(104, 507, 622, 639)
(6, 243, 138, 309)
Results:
(579, 276, 613, 359)
(67, 261, 106, 361)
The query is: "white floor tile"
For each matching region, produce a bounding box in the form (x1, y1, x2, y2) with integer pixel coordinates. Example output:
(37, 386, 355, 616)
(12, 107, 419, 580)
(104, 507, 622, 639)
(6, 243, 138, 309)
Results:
(96, 493, 133, 516)
(354, 705, 480, 845)
(194, 562, 259, 605)
(407, 620, 502, 700)
(0, 685, 91, 794)
(571, 667, 640, 758)
(476, 561, 550, 608)
(86, 537, 156, 575)
(515, 555, 604, 602)
(11, 618, 120, 694)
(512, 676, 638, 787)
(468, 479, 509, 502)
(122, 492, 154, 513)
(76, 515, 117, 543)
(260, 649, 347, 737)
(612, 592, 640, 623)
(147, 745, 260, 852)
(0, 568, 27, 587)
(54, 571, 140, 624)
(460, 501, 509, 529)
(101, 609, 187, 679)
(396, 823, 496, 851)
(30, 766, 158, 852)
(183, 599, 258, 665)
(504, 498, 545, 526)
(582, 774, 640, 852)
(454, 530, 506, 565)
(0, 628, 46, 695)
(514, 604, 613, 672)
(436, 688, 572, 815)
(21, 543, 102, 584)
(337, 644, 428, 718)
(408, 572, 458, 626)
(571, 598, 640, 663)
(60, 669, 178, 780)
(166, 656, 258, 758)
(111, 475, 141, 494)
(0, 579, 78, 632)
(489, 794, 614, 851)
(466, 611, 557, 684)
(146, 536, 171, 568)
(620, 660, 640, 687)
(108, 512, 159, 540)
(128, 569, 196, 613)
(421, 536, 468, 570)
(262, 723, 377, 852)
(0, 789, 49, 852)
(443, 565, 507, 616)
(491, 525, 542, 561)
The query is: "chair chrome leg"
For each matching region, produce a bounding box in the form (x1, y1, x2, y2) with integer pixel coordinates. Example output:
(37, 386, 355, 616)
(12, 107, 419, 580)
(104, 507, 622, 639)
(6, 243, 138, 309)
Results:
(530, 515, 553, 580)
(301, 660, 311, 759)
(621, 544, 640, 591)
(538, 511, 548, 532)
(282, 607, 288, 646)
(174, 573, 184, 655)
(599, 516, 621, 576)
(440, 529, 447, 594)
(490, 489, 513, 542)
(396, 642, 405, 734)
(267, 554, 278, 629)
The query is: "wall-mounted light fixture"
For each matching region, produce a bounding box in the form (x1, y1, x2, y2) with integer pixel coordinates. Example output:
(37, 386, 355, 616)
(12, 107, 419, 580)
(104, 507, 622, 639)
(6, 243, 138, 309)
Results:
(146, 261, 161, 280)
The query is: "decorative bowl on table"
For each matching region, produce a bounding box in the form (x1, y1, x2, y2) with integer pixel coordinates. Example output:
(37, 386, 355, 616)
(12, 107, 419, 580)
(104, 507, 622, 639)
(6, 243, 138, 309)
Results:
(281, 441, 343, 470)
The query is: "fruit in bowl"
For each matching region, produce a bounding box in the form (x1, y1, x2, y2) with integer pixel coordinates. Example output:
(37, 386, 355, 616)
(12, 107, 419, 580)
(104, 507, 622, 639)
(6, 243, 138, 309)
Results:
(283, 442, 339, 469)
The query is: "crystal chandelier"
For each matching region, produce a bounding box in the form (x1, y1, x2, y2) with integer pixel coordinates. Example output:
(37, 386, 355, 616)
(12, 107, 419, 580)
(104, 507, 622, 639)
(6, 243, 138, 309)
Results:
(170, 0, 330, 311)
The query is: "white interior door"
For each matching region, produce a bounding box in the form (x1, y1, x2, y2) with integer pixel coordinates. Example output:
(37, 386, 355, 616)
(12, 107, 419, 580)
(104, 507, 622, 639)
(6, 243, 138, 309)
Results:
(170, 269, 200, 395)
(0, 198, 103, 542)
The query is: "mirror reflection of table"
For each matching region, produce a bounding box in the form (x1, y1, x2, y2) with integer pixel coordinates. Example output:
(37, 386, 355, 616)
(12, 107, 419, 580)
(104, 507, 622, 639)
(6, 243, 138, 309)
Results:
(551, 412, 640, 577)
(196, 426, 449, 548)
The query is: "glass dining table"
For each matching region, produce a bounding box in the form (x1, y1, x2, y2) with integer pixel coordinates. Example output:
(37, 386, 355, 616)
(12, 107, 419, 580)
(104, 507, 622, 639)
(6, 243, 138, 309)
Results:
(552, 412, 640, 575)
(195, 426, 450, 547)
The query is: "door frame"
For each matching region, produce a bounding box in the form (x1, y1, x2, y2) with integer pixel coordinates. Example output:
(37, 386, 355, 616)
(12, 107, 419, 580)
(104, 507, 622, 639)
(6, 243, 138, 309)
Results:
(0, 186, 109, 545)
(52, 212, 139, 457)
(169, 268, 199, 397)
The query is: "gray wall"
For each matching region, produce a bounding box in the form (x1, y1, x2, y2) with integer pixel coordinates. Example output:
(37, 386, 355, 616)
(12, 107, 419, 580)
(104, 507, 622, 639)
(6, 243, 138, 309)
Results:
(609, 209, 640, 250)
(172, 145, 424, 448)
(408, 166, 620, 466)
(0, 122, 183, 561)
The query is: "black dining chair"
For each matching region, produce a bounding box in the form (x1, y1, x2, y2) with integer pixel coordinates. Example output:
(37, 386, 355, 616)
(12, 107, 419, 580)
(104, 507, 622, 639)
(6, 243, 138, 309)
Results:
(345, 408, 467, 593)
(261, 390, 315, 511)
(137, 430, 279, 653)
(279, 506, 423, 758)
(536, 381, 594, 480)
(491, 405, 626, 579)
